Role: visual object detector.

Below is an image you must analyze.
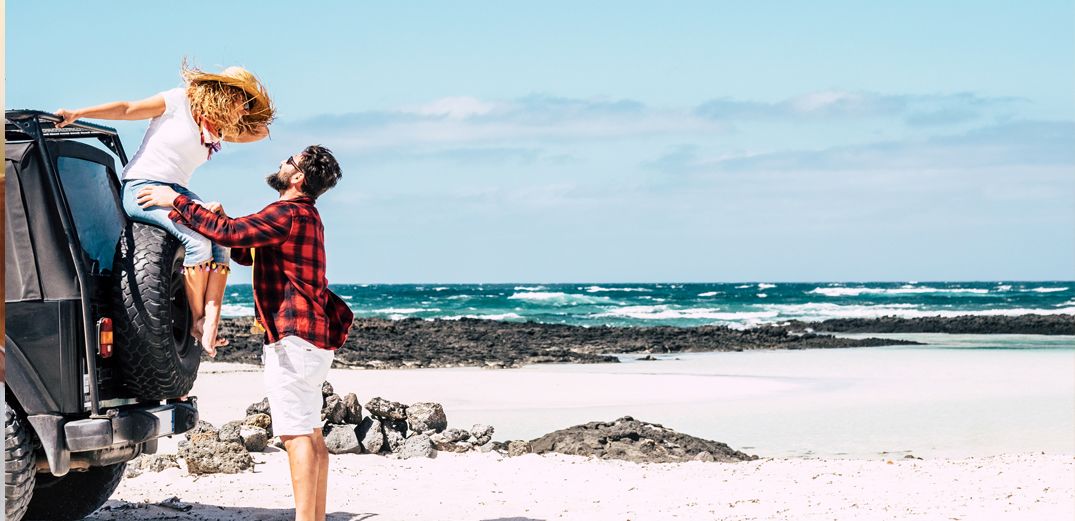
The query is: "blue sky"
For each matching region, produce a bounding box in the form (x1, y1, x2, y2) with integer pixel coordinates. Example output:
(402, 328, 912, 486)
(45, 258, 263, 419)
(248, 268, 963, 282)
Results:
(8, 1, 1074, 282)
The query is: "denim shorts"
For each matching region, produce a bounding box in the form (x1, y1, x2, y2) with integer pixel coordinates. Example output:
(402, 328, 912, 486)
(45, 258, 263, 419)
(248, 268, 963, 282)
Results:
(121, 179, 230, 268)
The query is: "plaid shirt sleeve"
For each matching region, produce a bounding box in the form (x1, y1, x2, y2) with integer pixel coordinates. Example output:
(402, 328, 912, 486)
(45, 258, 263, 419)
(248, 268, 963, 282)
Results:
(169, 195, 292, 248)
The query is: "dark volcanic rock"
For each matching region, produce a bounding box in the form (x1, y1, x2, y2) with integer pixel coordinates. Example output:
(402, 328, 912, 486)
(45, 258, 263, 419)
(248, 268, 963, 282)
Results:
(246, 398, 271, 416)
(784, 314, 1075, 335)
(529, 416, 757, 463)
(342, 393, 363, 424)
(407, 402, 448, 434)
(398, 434, 436, 459)
(213, 316, 927, 368)
(366, 397, 408, 421)
(324, 425, 362, 454)
(322, 394, 347, 425)
(357, 417, 384, 454)
(178, 440, 254, 475)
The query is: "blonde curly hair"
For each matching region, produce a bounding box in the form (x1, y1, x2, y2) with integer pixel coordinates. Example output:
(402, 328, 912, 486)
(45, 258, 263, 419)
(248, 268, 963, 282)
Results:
(180, 60, 275, 138)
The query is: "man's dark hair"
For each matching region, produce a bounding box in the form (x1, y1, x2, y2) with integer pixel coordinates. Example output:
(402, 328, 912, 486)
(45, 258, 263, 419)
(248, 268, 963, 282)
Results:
(298, 145, 342, 199)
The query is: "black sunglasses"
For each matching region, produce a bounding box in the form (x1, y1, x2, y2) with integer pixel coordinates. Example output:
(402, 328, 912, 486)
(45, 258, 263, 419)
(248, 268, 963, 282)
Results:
(286, 156, 304, 173)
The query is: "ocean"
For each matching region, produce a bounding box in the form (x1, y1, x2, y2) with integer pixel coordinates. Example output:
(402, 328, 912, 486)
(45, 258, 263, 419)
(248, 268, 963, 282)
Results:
(221, 281, 1075, 327)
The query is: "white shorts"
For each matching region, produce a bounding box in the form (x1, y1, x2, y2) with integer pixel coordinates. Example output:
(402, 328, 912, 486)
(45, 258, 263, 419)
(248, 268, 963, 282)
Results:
(262, 336, 335, 436)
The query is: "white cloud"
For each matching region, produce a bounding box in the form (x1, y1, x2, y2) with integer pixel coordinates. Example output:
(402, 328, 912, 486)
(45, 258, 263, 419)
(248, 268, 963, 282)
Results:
(405, 96, 498, 120)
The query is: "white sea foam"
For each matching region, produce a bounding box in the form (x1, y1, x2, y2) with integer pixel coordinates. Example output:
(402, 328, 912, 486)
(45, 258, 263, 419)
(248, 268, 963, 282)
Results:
(757, 293, 768, 298)
(373, 307, 441, 314)
(995, 285, 1013, 291)
(343, 296, 354, 300)
(507, 292, 612, 305)
(443, 313, 524, 321)
(697, 291, 719, 297)
(759, 302, 1075, 320)
(514, 285, 547, 291)
(735, 285, 751, 289)
(446, 295, 473, 300)
(593, 305, 780, 322)
(584, 286, 652, 293)
(807, 286, 990, 297)
(1028, 287, 1069, 293)
(758, 283, 776, 290)
(433, 287, 450, 291)
(221, 304, 255, 317)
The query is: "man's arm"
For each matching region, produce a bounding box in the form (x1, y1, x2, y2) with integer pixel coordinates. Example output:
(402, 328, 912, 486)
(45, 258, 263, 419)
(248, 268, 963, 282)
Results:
(168, 194, 292, 248)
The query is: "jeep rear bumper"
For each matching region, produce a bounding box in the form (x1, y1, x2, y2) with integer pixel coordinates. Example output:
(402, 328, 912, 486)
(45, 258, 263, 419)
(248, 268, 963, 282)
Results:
(27, 400, 198, 476)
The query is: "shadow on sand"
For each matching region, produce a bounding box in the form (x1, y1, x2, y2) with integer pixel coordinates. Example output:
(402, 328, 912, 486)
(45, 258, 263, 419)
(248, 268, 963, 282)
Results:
(87, 499, 377, 520)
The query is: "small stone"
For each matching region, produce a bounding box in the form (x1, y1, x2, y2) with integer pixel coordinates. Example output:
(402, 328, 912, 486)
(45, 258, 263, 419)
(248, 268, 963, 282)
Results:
(342, 393, 363, 424)
(240, 426, 269, 452)
(478, 441, 497, 453)
(322, 394, 347, 425)
(125, 454, 179, 478)
(407, 402, 448, 434)
(178, 440, 253, 475)
(398, 433, 437, 459)
(507, 440, 532, 457)
(694, 451, 716, 462)
(188, 430, 218, 444)
(245, 398, 271, 417)
(244, 413, 273, 438)
(470, 424, 494, 446)
(429, 428, 473, 453)
(218, 421, 244, 444)
(322, 381, 334, 397)
(357, 417, 384, 454)
(270, 436, 284, 449)
(365, 397, 407, 421)
(184, 420, 216, 441)
(323, 425, 361, 454)
(383, 426, 405, 453)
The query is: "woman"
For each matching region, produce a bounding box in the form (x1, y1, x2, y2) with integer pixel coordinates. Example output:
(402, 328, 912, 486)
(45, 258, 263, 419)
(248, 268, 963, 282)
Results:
(56, 62, 275, 357)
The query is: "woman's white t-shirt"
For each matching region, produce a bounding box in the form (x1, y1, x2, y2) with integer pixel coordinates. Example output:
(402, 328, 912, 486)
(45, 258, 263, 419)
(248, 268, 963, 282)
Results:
(121, 87, 213, 186)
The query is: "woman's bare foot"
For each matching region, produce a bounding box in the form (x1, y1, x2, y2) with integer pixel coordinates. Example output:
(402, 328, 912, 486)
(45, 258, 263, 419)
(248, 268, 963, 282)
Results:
(191, 317, 205, 343)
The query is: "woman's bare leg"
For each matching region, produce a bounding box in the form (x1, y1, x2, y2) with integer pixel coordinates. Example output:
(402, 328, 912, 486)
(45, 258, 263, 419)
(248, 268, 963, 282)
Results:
(183, 264, 209, 351)
(200, 266, 229, 354)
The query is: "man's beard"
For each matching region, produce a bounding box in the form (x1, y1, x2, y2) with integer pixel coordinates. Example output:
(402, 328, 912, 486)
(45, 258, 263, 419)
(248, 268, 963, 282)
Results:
(266, 170, 289, 192)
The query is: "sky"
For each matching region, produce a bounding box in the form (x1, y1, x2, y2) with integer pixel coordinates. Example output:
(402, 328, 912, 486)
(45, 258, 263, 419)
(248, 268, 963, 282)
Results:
(7, 1, 1074, 283)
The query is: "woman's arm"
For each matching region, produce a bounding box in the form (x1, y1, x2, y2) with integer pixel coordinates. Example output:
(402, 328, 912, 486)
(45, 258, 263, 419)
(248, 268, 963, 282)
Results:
(55, 94, 166, 128)
(223, 122, 270, 143)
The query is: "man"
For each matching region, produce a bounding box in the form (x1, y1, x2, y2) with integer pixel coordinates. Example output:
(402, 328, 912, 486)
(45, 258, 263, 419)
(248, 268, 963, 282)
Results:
(136, 145, 354, 521)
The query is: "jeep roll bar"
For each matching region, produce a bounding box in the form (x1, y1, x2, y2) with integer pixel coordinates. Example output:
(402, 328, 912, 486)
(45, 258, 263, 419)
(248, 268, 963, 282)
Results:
(5, 110, 129, 418)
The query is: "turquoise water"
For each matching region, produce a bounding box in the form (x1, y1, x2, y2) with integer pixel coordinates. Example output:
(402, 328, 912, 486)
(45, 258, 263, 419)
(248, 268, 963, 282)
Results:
(222, 281, 1075, 328)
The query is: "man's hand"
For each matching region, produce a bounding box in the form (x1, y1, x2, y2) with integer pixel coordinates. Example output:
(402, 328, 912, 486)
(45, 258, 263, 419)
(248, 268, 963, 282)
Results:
(136, 185, 181, 209)
(200, 201, 228, 217)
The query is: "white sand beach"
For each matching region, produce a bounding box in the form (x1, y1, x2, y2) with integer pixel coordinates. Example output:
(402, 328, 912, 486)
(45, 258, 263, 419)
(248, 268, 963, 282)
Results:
(92, 450, 1073, 520)
(89, 342, 1075, 520)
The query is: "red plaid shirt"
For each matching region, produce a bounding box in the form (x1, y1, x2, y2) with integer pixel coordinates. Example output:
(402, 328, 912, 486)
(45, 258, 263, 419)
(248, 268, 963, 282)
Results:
(169, 194, 353, 350)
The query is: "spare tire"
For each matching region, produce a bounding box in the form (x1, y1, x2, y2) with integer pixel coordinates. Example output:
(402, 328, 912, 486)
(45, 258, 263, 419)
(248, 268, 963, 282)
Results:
(113, 222, 200, 399)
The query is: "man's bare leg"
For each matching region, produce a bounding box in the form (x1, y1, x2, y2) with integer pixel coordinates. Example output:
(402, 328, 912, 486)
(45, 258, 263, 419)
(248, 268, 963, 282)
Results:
(200, 267, 230, 352)
(313, 429, 329, 521)
(281, 432, 323, 521)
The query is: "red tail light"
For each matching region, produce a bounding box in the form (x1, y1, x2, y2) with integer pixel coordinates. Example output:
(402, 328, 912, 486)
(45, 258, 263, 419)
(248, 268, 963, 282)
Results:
(98, 317, 113, 358)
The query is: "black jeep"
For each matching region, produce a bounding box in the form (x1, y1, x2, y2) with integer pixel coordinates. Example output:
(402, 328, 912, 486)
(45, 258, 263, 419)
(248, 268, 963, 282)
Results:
(5, 110, 202, 520)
